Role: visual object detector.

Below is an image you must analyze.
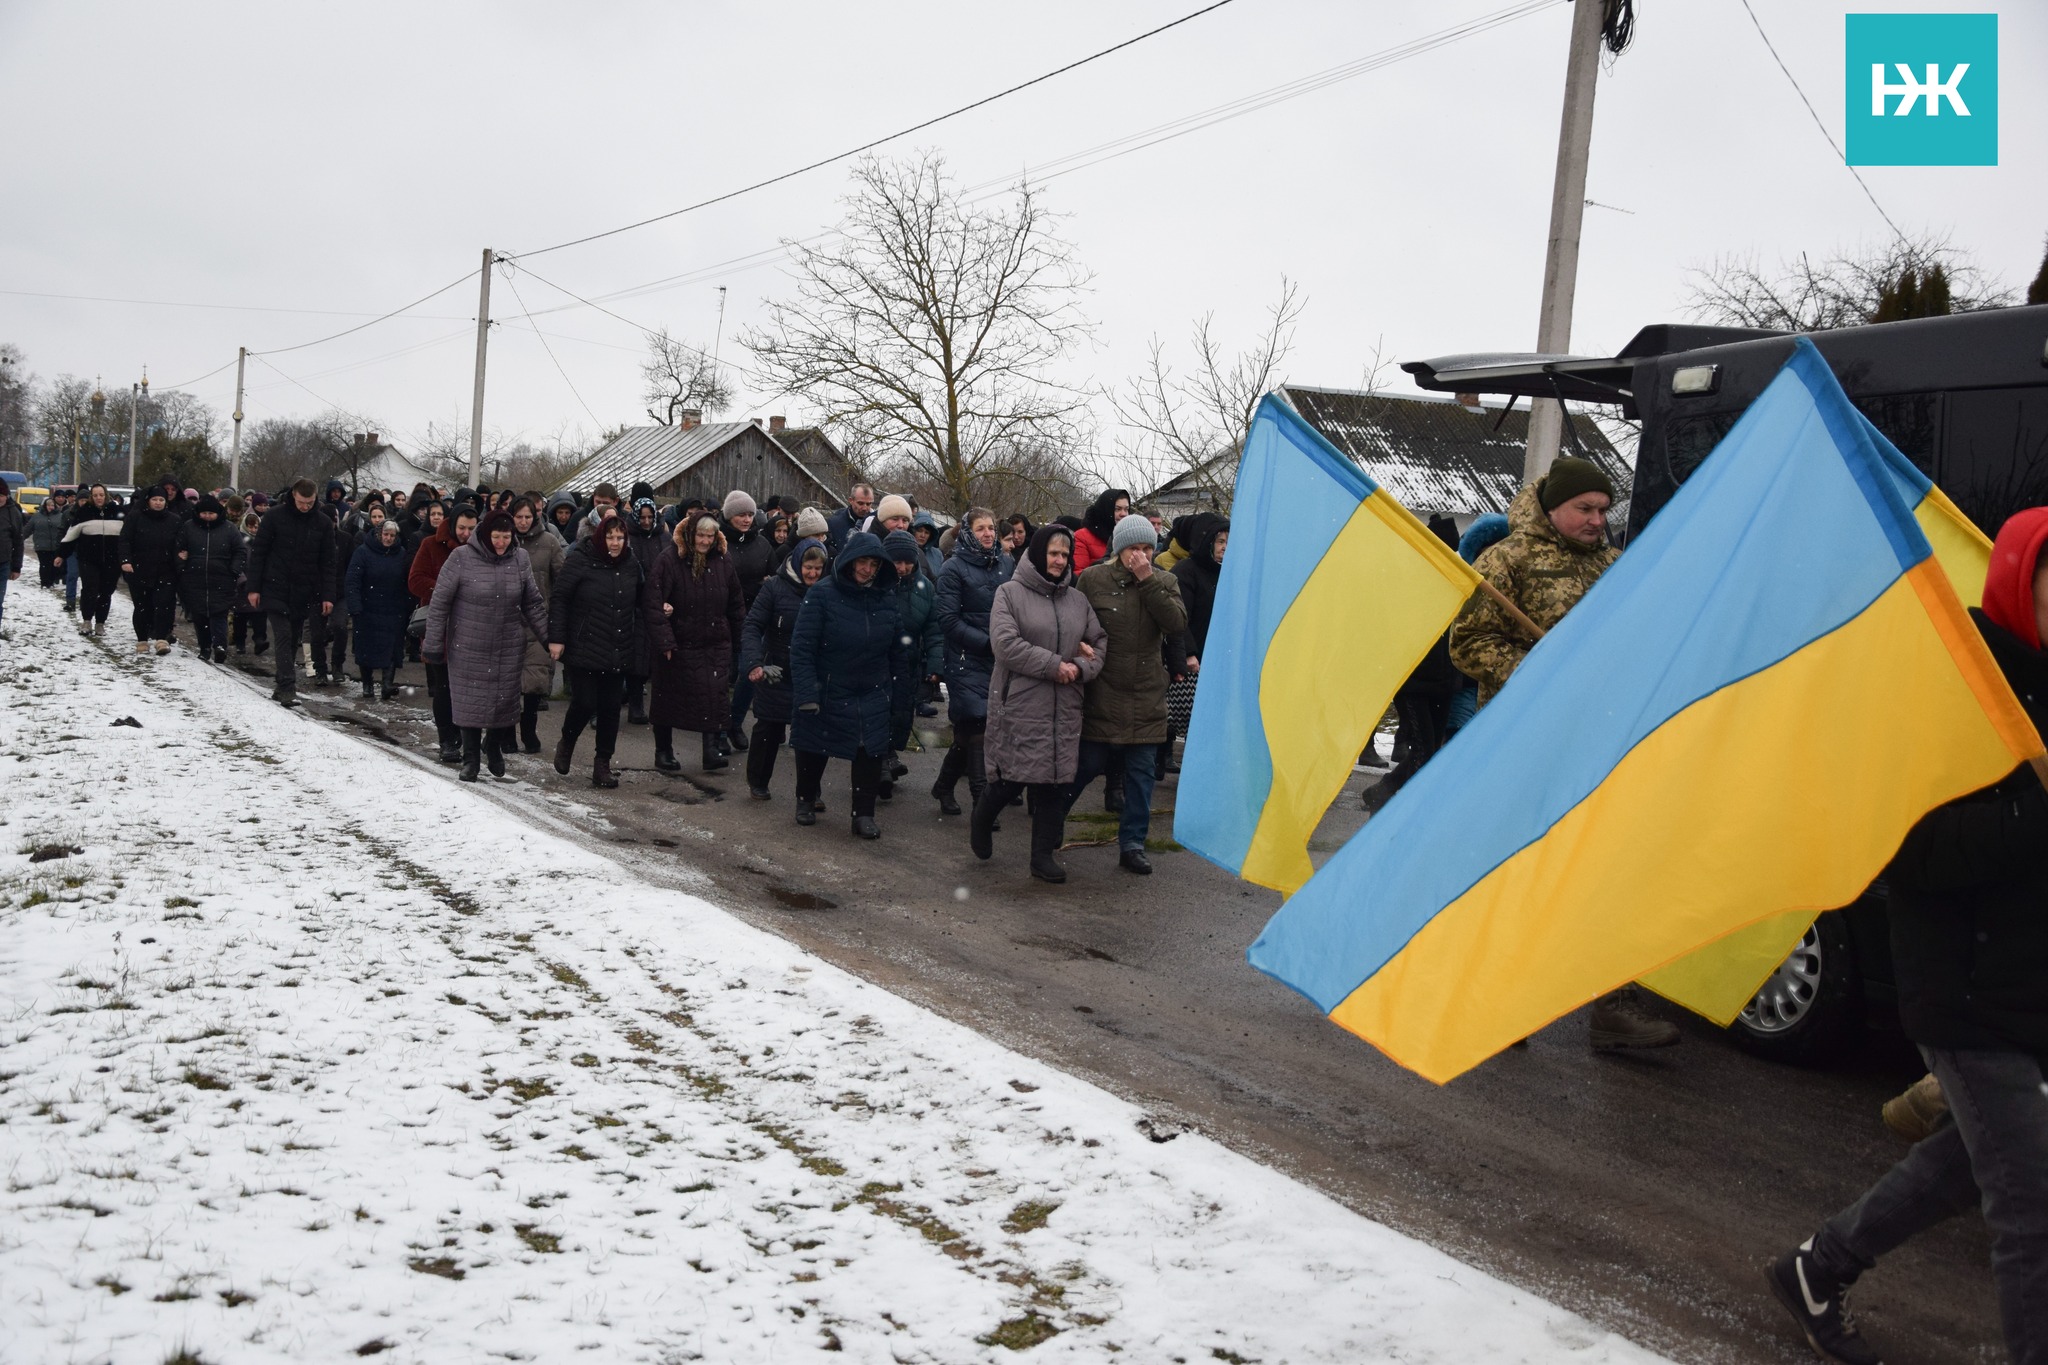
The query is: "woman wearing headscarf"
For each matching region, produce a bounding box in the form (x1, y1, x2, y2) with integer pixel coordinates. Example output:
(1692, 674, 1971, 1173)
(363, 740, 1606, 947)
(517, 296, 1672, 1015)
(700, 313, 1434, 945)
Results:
(1165, 512, 1228, 773)
(737, 536, 829, 800)
(512, 496, 565, 753)
(931, 506, 1011, 816)
(970, 523, 1106, 883)
(644, 513, 744, 773)
(547, 513, 648, 788)
(1069, 488, 1129, 573)
(788, 531, 909, 837)
(344, 518, 411, 699)
(422, 509, 548, 782)
(175, 493, 248, 663)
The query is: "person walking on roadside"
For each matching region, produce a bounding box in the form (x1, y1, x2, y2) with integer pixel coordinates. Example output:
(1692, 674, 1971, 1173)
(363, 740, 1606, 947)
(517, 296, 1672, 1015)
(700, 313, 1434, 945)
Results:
(645, 513, 744, 774)
(119, 487, 184, 655)
(61, 484, 124, 637)
(737, 537, 828, 800)
(547, 512, 648, 789)
(1165, 513, 1226, 774)
(881, 529, 944, 801)
(789, 531, 909, 838)
(1766, 506, 2048, 1365)
(245, 479, 340, 706)
(931, 507, 1011, 817)
(621, 497, 667, 725)
(28, 486, 73, 602)
(423, 509, 547, 782)
(970, 524, 1106, 883)
(409, 505, 476, 759)
(512, 496, 564, 754)
(0, 482, 22, 635)
(720, 490, 776, 755)
(1066, 512, 1186, 875)
(175, 494, 247, 663)
(1450, 456, 1676, 1052)
(344, 518, 410, 699)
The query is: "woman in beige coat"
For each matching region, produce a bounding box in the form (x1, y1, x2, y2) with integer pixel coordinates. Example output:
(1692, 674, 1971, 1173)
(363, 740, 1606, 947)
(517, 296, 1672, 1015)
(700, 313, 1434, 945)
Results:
(513, 496, 564, 752)
(970, 524, 1106, 883)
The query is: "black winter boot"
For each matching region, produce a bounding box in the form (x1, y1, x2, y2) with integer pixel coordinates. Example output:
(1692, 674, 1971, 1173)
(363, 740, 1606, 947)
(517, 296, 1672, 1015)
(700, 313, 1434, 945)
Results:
(592, 755, 618, 789)
(727, 725, 750, 752)
(360, 677, 375, 699)
(652, 724, 681, 772)
(931, 743, 964, 815)
(969, 786, 1001, 861)
(795, 796, 817, 827)
(381, 669, 397, 701)
(553, 732, 576, 776)
(1029, 793, 1068, 883)
(436, 726, 462, 765)
(627, 683, 648, 726)
(519, 698, 542, 754)
(701, 731, 729, 772)
(459, 729, 481, 782)
(484, 730, 507, 779)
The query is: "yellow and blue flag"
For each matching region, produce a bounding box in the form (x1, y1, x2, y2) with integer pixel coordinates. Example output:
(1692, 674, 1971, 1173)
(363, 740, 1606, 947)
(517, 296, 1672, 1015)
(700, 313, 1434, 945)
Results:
(1177, 394, 1480, 894)
(1248, 338, 2044, 1083)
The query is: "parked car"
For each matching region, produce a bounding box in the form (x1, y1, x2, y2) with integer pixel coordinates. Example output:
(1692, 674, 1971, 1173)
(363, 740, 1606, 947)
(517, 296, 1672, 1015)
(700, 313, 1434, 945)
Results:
(1404, 304, 2048, 1063)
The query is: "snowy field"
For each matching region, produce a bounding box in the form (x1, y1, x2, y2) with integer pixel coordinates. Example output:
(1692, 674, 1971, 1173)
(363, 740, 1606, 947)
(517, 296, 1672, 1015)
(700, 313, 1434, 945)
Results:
(0, 586, 1666, 1365)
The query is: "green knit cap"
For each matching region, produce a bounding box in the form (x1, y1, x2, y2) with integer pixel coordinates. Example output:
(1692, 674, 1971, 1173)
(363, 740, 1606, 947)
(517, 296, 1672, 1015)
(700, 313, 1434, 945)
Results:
(1538, 456, 1615, 512)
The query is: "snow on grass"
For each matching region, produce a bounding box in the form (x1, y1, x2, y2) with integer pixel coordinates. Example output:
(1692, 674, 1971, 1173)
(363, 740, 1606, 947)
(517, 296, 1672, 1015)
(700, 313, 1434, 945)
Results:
(0, 589, 1667, 1364)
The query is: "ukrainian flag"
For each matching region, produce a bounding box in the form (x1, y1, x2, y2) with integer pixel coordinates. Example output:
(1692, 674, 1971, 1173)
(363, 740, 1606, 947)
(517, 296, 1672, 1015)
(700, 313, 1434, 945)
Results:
(1177, 394, 1481, 894)
(1248, 339, 2044, 1083)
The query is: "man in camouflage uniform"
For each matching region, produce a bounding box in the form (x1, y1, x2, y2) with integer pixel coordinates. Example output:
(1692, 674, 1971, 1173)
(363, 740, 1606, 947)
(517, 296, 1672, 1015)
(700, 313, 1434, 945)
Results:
(1447, 456, 1680, 1052)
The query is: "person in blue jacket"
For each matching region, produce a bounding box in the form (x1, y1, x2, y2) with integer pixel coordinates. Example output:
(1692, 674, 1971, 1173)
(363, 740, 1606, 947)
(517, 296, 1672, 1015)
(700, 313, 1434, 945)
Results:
(930, 507, 1011, 816)
(788, 530, 910, 839)
(344, 518, 412, 700)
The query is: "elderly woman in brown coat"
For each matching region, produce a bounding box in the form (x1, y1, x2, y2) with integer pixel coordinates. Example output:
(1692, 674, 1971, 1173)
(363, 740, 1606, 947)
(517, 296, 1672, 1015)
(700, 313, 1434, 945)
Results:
(512, 496, 564, 753)
(969, 524, 1106, 883)
(645, 513, 745, 773)
(423, 509, 549, 783)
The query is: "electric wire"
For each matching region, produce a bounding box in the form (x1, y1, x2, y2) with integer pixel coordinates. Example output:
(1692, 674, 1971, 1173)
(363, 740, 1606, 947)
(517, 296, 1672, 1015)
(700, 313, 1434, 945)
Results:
(504, 0, 1240, 260)
(1734, 0, 1908, 245)
(250, 267, 482, 357)
(497, 265, 604, 429)
(158, 355, 242, 391)
(250, 354, 357, 419)
(0, 286, 469, 322)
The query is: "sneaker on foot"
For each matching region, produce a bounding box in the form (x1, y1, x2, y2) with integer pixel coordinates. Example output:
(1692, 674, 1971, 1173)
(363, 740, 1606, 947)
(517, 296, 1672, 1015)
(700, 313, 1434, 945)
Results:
(1764, 1241, 1883, 1365)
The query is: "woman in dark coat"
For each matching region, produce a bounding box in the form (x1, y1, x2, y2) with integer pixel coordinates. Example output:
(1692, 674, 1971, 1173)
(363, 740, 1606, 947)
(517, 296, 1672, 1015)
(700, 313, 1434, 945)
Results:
(118, 489, 185, 653)
(644, 514, 745, 773)
(1166, 513, 1227, 775)
(422, 509, 548, 782)
(175, 494, 248, 663)
(931, 506, 1011, 815)
(737, 537, 828, 800)
(970, 524, 1106, 883)
(623, 497, 668, 725)
(344, 518, 412, 698)
(788, 530, 909, 838)
(547, 513, 649, 788)
(62, 485, 124, 637)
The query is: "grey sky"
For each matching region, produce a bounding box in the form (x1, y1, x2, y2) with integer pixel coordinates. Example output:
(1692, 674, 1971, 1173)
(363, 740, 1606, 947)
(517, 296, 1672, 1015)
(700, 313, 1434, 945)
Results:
(3, 0, 2042, 468)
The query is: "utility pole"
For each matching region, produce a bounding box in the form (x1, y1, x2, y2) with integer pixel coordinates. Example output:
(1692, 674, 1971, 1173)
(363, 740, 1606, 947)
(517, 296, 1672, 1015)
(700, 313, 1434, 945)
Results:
(467, 248, 493, 487)
(229, 347, 247, 489)
(1522, 0, 1608, 484)
(126, 379, 142, 487)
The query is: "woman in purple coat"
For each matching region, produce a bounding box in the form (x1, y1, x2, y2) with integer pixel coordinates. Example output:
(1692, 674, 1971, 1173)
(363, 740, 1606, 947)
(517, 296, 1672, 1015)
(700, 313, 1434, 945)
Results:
(645, 514, 745, 773)
(423, 509, 548, 782)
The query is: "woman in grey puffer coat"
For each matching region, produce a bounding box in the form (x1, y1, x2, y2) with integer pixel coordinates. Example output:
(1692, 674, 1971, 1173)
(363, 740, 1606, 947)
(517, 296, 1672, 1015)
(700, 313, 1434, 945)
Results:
(970, 524, 1106, 883)
(423, 509, 548, 783)
(512, 496, 565, 753)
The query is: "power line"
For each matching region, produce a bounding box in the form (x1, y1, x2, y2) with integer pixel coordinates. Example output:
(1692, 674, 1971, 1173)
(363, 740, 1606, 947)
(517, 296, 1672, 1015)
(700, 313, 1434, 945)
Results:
(251, 354, 357, 418)
(510, 263, 764, 385)
(252, 267, 482, 357)
(1734, 0, 1908, 245)
(159, 355, 242, 391)
(0, 285, 470, 323)
(497, 265, 604, 429)
(504, 0, 1240, 260)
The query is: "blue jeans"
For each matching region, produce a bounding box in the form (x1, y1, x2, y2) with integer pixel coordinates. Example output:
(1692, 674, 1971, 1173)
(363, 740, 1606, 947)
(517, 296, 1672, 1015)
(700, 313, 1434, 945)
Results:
(1067, 741, 1157, 851)
(1812, 1046, 2048, 1363)
(63, 552, 78, 607)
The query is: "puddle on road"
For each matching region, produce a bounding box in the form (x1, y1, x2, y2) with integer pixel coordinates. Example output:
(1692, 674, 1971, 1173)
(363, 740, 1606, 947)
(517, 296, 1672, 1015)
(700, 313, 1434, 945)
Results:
(767, 885, 838, 911)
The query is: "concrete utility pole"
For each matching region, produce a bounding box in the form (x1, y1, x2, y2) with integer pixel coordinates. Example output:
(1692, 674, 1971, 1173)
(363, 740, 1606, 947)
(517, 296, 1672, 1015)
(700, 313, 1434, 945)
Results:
(467, 248, 493, 487)
(126, 380, 141, 487)
(1523, 0, 1607, 484)
(229, 347, 247, 490)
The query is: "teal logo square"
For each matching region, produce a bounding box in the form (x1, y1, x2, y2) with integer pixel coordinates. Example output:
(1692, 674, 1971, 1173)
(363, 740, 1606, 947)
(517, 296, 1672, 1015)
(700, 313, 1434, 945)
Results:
(1846, 13, 1997, 166)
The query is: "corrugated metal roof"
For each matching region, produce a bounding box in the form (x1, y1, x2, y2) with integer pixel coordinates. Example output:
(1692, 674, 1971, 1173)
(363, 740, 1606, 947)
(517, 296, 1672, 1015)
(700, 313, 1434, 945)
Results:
(1280, 385, 1631, 518)
(560, 423, 845, 506)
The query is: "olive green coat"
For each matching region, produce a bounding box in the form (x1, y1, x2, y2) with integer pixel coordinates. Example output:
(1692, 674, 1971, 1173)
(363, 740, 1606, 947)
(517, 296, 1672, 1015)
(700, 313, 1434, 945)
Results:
(1074, 557, 1187, 745)
(1448, 482, 1619, 706)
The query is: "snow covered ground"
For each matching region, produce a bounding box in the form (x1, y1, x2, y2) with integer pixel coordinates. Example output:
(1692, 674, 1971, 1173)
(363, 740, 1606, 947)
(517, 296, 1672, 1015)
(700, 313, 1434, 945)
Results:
(0, 587, 1667, 1365)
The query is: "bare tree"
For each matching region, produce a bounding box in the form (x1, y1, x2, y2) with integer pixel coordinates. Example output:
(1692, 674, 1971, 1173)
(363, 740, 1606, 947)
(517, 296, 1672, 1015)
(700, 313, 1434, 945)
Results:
(1107, 278, 1306, 513)
(1683, 233, 2013, 332)
(0, 344, 34, 475)
(745, 153, 1093, 512)
(641, 328, 734, 425)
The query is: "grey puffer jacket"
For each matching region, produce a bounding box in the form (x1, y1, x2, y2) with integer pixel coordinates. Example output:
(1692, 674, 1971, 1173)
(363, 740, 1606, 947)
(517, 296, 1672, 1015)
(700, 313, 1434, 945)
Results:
(984, 552, 1106, 786)
(423, 538, 548, 729)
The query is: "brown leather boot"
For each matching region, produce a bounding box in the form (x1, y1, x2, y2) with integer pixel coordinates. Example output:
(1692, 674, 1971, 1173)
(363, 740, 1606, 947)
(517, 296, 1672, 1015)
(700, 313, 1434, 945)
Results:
(1589, 986, 1679, 1050)
(553, 733, 576, 776)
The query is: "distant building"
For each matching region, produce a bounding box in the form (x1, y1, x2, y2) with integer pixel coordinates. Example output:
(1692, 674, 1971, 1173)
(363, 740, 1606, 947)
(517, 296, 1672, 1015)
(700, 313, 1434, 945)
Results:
(559, 412, 845, 508)
(1141, 385, 1632, 530)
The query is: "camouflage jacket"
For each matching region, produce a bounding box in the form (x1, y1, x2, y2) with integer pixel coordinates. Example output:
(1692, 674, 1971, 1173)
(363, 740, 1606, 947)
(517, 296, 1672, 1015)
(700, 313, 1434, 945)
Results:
(1448, 482, 1619, 705)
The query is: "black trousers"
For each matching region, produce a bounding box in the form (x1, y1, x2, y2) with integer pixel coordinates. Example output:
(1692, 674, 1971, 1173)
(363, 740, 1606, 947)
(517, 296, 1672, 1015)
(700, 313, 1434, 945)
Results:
(746, 720, 788, 790)
(231, 607, 268, 649)
(37, 552, 63, 588)
(1383, 691, 1452, 797)
(79, 558, 117, 624)
(424, 660, 456, 734)
(561, 667, 626, 759)
(267, 611, 311, 687)
(980, 779, 1068, 856)
(310, 608, 348, 677)
(193, 611, 230, 656)
(795, 748, 881, 817)
(129, 575, 178, 640)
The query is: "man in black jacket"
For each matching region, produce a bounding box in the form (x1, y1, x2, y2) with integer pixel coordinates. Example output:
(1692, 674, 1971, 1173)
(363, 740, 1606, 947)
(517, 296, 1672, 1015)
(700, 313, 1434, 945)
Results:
(244, 479, 338, 706)
(0, 482, 23, 633)
(1768, 508, 2048, 1365)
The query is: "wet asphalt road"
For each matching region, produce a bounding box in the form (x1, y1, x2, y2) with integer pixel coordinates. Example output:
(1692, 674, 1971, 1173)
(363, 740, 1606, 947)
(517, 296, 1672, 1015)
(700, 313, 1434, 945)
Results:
(196, 639, 2003, 1365)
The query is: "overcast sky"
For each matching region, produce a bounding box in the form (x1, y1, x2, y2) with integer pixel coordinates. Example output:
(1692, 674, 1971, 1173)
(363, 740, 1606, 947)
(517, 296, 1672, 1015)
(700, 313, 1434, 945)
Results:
(3, 0, 2042, 467)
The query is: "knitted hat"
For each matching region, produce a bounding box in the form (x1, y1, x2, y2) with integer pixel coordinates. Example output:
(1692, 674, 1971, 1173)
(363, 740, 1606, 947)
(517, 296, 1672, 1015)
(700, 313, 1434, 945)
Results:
(795, 506, 829, 538)
(882, 529, 923, 567)
(1537, 457, 1614, 512)
(874, 493, 914, 525)
(1111, 513, 1156, 559)
(722, 490, 757, 519)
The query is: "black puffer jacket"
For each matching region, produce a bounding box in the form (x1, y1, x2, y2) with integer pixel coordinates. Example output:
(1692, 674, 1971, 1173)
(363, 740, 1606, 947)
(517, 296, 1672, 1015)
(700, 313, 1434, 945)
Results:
(1885, 609, 2048, 1058)
(935, 533, 1011, 724)
(118, 504, 184, 584)
(245, 500, 340, 614)
(737, 545, 818, 726)
(724, 520, 779, 608)
(1169, 514, 1226, 658)
(548, 539, 649, 675)
(176, 507, 248, 616)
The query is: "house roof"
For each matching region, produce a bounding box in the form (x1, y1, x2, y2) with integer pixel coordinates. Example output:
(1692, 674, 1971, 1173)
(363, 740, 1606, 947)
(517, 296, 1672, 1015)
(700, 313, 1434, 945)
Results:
(562, 423, 845, 506)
